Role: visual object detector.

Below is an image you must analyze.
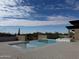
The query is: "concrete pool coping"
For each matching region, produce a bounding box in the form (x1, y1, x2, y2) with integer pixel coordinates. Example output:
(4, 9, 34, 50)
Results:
(0, 41, 79, 59)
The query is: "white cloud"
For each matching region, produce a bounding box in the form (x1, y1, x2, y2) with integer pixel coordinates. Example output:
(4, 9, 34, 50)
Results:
(66, 0, 79, 11)
(0, 0, 78, 26)
(47, 16, 69, 25)
(65, 0, 79, 10)
(0, 0, 35, 18)
(0, 0, 17, 6)
(0, 16, 76, 26)
(48, 16, 76, 21)
(73, 1, 79, 10)
(47, 16, 79, 25)
(65, 0, 75, 5)
(0, 18, 67, 26)
(44, 4, 70, 10)
(48, 16, 67, 21)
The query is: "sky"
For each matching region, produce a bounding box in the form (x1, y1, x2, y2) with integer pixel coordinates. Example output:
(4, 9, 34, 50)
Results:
(0, 0, 79, 34)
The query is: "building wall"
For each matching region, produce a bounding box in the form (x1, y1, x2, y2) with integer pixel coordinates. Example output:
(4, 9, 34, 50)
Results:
(38, 35, 47, 40)
(17, 34, 47, 41)
(16, 35, 27, 41)
(74, 29, 79, 40)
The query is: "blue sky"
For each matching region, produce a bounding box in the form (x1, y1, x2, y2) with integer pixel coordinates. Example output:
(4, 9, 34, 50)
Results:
(0, 0, 79, 34)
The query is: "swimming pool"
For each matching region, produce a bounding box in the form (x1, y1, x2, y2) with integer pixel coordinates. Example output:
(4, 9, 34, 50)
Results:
(10, 39, 56, 49)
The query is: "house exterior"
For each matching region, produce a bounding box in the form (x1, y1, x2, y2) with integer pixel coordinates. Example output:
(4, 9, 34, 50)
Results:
(16, 34, 47, 41)
(27, 34, 47, 40)
(66, 20, 79, 41)
(16, 35, 27, 41)
(16, 28, 47, 41)
(37, 34, 47, 40)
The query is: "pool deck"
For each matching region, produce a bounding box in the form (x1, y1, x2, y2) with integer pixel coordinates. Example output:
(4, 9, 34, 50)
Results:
(0, 41, 79, 59)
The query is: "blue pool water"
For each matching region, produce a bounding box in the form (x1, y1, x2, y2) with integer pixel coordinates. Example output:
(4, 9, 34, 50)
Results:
(11, 39, 56, 48)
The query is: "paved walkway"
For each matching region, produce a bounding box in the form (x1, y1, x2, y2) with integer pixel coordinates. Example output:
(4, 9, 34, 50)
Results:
(0, 41, 79, 59)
